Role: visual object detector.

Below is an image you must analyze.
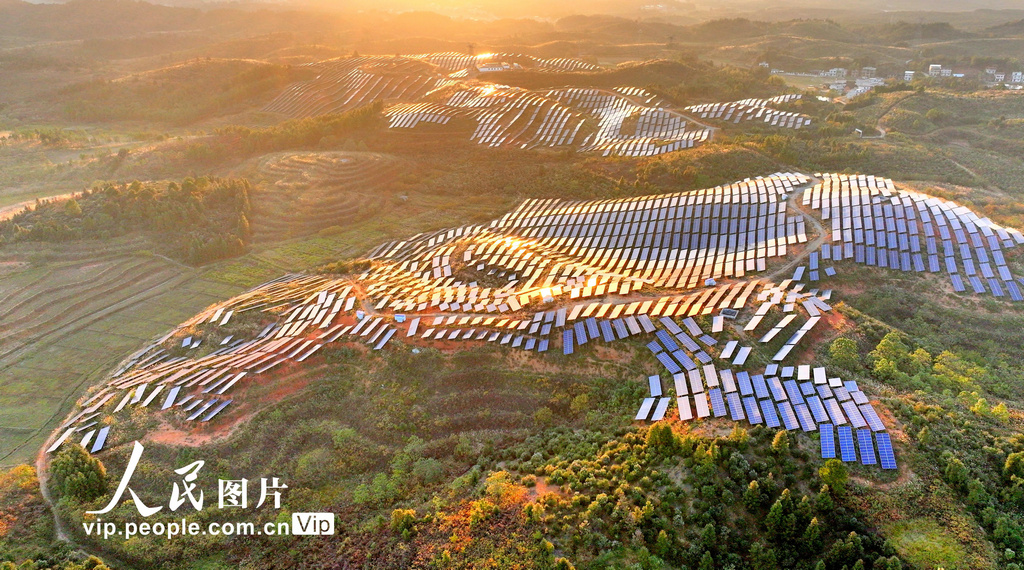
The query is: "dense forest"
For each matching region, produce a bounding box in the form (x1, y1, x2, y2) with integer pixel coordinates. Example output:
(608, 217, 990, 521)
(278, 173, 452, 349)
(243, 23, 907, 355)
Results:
(0, 177, 253, 265)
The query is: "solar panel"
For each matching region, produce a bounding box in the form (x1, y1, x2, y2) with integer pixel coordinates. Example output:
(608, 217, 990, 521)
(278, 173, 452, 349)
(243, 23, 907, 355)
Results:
(656, 352, 682, 374)
(806, 396, 829, 423)
(777, 401, 799, 431)
(678, 396, 693, 421)
(651, 398, 671, 421)
(672, 350, 697, 371)
(645, 375, 663, 397)
(857, 429, 877, 465)
(743, 396, 763, 425)
(752, 375, 770, 399)
(841, 400, 867, 428)
(719, 369, 737, 393)
(708, 388, 727, 417)
(876, 432, 897, 470)
(859, 403, 885, 431)
(656, 330, 679, 351)
(659, 370, 682, 397)
(759, 399, 781, 428)
(90, 426, 110, 453)
(837, 425, 856, 462)
(600, 320, 616, 342)
(820, 424, 835, 458)
(727, 392, 745, 421)
(563, 329, 574, 355)
(783, 380, 804, 405)
(794, 403, 817, 432)
(635, 398, 656, 420)
(693, 392, 711, 418)
(574, 321, 588, 344)
(824, 398, 847, 425)
(767, 377, 787, 401)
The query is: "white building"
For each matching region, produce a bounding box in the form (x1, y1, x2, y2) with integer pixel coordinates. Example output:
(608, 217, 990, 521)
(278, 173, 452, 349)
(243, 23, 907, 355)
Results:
(904, 70, 915, 81)
(1012, 72, 1023, 84)
(928, 64, 942, 77)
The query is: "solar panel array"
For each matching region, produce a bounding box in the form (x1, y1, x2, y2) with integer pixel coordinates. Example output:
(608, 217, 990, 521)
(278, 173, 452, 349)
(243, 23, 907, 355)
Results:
(385, 84, 713, 156)
(805, 173, 1024, 299)
(683, 95, 811, 129)
(54, 173, 1014, 474)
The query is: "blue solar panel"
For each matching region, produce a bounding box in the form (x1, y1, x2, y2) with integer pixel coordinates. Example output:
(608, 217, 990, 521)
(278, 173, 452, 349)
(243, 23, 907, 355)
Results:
(586, 318, 600, 339)
(842, 400, 867, 428)
(950, 274, 966, 292)
(820, 424, 835, 458)
(538, 339, 549, 352)
(695, 351, 712, 364)
(786, 378, 802, 405)
(806, 396, 829, 423)
(656, 352, 682, 374)
(737, 372, 753, 396)
(665, 350, 690, 371)
(777, 401, 799, 431)
(646, 341, 663, 354)
(1008, 281, 1024, 302)
(859, 403, 885, 431)
(794, 404, 817, 432)
(760, 399, 780, 428)
(752, 375, 770, 399)
(675, 332, 700, 352)
(989, 279, 1004, 297)
(816, 385, 833, 399)
(743, 397, 763, 425)
(767, 377, 787, 401)
(708, 388, 727, 417)
(563, 329, 574, 355)
(824, 398, 847, 425)
(727, 392, 745, 421)
(600, 320, 615, 342)
(837, 425, 856, 462)
(574, 321, 588, 344)
(610, 319, 626, 337)
(857, 429, 877, 465)
(656, 330, 679, 352)
(876, 433, 898, 470)
(800, 381, 815, 396)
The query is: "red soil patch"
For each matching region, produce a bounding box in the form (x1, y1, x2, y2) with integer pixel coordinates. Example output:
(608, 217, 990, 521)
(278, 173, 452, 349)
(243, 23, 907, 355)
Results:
(145, 365, 323, 448)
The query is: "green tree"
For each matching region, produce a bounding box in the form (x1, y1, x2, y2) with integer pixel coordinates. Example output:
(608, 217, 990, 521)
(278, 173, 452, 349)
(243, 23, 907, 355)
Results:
(829, 337, 860, 370)
(772, 431, 790, 454)
(993, 402, 1010, 423)
(744, 479, 762, 510)
(51, 444, 107, 502)
(819, 459, 849, 495)
(64, 198, 83, 217)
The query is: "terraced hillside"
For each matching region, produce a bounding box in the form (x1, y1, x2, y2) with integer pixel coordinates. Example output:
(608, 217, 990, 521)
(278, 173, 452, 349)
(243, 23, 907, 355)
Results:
(248, 151, 399, 243)
(0, 239, 243, 467)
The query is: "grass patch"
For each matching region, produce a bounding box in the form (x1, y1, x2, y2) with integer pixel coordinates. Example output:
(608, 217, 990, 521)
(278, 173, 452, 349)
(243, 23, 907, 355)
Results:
(885, 518, 972, 569)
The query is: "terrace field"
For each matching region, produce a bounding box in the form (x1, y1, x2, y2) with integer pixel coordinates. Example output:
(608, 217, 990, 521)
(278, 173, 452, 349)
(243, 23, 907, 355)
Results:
(2, 3, 1024, 569)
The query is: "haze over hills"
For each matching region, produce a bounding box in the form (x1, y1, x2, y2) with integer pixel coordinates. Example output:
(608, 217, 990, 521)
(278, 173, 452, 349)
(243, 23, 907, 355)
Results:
(1, 1, 1024, 569)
